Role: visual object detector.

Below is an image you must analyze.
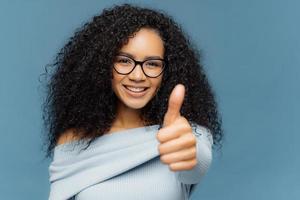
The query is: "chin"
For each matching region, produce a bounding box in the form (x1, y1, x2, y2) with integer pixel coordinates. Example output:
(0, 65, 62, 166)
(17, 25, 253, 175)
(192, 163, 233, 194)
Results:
(122, 98, 150, 109)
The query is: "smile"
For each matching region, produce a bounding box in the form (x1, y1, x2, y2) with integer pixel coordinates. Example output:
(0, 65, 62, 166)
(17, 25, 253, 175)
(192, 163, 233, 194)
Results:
(125, 85, 147, 92)
(123, 85, 149, 97)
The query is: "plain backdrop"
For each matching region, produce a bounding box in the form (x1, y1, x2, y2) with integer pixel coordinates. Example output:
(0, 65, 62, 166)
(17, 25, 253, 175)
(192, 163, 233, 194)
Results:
(0, 0, 299, 199)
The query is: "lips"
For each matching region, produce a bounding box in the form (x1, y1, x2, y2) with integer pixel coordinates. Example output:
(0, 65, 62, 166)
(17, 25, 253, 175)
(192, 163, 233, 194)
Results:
(123, 85, 149, 92)
(122, 85, 149, 97)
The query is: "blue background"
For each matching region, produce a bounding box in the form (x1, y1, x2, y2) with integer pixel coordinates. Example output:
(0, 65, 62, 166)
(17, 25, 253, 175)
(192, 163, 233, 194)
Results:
(0, 0, 299, 199)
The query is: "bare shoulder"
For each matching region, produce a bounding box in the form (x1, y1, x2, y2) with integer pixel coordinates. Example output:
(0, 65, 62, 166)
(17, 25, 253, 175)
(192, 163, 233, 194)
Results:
(56, 129, 82, 145)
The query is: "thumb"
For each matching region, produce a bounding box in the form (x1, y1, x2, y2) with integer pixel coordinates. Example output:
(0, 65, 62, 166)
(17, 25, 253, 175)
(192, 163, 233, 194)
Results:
(163, 84, 185, 127)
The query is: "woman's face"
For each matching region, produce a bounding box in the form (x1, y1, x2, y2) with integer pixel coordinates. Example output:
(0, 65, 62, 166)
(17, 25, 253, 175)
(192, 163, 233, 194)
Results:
(112, 28, 164, 110)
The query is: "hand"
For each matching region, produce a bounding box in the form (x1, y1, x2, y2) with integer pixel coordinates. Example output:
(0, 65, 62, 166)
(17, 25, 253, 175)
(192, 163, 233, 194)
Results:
(157, 84, 197, 171)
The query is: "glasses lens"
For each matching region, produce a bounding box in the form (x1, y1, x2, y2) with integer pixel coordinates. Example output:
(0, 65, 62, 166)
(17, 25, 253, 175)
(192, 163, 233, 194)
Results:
(143, 60, 164, 77)
(114, 56, 135, 74)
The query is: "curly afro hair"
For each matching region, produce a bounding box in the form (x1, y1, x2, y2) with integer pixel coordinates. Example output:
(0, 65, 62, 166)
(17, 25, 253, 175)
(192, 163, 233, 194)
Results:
(40, 3, 223, 159)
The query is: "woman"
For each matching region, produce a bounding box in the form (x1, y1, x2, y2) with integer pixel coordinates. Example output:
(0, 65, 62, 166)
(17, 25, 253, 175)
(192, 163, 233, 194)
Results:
(42, 3, 223, 200)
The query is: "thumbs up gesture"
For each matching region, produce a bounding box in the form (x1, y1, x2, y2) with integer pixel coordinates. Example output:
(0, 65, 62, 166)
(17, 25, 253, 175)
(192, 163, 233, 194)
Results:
(157, 84, 197, 171)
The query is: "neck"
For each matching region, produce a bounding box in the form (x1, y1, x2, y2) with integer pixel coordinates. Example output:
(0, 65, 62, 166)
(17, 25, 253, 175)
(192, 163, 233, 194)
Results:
(112, 101, 144, 129)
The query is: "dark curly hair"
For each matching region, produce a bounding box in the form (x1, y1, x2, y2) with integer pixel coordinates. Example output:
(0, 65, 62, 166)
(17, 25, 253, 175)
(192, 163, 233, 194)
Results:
(40, 3, 223, 159)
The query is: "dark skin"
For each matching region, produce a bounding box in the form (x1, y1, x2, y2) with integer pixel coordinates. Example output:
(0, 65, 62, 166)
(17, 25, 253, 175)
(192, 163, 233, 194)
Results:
(110, 28, 164, 130)
(57, 28, 198, 172)
(109, 28, 198, 172)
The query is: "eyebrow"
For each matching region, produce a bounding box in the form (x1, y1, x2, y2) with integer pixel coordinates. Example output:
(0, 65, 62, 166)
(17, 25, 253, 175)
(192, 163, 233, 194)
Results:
(118, 51, 164, 60)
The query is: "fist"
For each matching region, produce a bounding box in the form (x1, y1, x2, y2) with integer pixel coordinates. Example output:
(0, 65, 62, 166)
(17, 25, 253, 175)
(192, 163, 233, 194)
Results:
(157, 84, 198, 171)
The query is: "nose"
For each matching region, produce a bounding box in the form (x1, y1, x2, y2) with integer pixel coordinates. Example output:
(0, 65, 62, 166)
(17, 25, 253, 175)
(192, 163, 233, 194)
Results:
(128, 63, 146, 81)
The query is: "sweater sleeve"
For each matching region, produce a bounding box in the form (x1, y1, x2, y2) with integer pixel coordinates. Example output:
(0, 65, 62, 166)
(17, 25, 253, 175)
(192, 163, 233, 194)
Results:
(175, 123, 213, 185)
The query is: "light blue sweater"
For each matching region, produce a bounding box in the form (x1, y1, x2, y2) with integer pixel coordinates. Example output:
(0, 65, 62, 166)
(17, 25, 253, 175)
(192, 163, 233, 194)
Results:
(48, 123, 213, 200)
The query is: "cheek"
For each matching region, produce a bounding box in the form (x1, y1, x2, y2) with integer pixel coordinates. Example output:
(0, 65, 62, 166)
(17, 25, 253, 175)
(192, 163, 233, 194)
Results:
(111, 73, 122, 93)
(152, 77, 163, 93)
(156, 76, 163, 88)
(112, 71, 122, 84)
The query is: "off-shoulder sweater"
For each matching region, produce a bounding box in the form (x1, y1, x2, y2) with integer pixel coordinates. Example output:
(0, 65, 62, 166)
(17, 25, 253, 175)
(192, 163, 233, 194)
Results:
(48, 123, 213, 200)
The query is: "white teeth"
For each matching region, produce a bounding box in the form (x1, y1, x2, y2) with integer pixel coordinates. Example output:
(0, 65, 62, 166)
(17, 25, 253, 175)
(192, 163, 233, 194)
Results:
(125, 86, 147, 92)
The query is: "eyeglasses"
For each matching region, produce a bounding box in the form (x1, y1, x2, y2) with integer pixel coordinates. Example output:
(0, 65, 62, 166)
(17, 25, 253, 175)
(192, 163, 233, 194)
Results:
(113, 55, 165, 78)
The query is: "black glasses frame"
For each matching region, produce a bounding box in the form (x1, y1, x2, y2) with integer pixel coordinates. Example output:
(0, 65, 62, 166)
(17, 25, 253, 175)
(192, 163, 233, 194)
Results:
(113, 55, 165, 78)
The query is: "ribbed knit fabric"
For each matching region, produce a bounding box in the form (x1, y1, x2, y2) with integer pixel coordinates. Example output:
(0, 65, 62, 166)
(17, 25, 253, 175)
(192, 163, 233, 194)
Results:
(48, 123, 213, 200)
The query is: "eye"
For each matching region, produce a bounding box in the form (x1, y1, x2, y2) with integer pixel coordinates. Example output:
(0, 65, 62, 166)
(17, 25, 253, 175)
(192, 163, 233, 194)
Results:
(115, 56, 133, 65)
(145, 60, 162, 67)
(117, 58, 130, 63)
